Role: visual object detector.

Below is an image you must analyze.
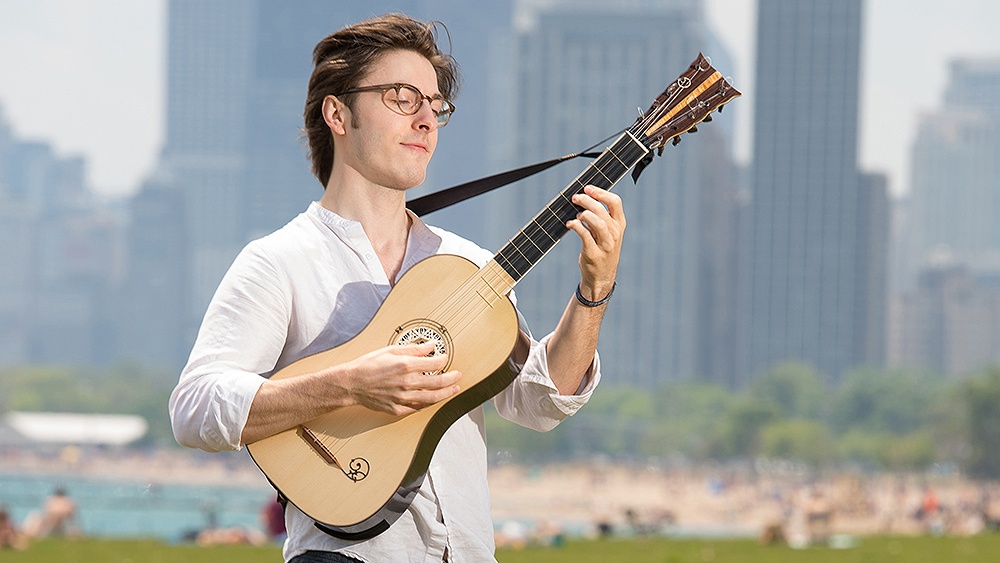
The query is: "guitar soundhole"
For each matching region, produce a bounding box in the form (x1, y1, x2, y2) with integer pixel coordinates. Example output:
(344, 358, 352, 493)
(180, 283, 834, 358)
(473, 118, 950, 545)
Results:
(391, 320, 453, 375)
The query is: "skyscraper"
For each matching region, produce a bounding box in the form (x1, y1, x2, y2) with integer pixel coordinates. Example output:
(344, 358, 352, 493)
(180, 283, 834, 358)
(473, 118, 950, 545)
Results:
(904, 59, 1000, 288)
(0, 104, 121, 365)
(488, 0, 742, 387)
(743, 0, 882, 382)
(159, 0, 255, 327)
(890, 58, 1000, 375)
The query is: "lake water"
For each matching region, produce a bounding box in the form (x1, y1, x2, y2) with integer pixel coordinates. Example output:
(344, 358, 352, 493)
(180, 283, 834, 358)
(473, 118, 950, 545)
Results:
(0, 471, 275, 540)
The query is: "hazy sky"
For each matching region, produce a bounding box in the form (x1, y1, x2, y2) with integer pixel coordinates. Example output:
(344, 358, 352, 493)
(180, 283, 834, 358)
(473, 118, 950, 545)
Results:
(0, 0, 999, 197)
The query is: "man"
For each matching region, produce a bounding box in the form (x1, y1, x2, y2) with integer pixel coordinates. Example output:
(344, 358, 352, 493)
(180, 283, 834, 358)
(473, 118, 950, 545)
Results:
(169, 13, 625, 562)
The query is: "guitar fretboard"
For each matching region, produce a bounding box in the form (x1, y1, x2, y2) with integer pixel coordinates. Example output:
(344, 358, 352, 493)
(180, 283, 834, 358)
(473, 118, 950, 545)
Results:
(493, 131, 649, 285)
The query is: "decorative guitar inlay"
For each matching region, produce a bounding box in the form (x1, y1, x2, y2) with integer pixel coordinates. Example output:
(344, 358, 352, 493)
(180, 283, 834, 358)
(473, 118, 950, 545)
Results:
(391, 320, 453, 375)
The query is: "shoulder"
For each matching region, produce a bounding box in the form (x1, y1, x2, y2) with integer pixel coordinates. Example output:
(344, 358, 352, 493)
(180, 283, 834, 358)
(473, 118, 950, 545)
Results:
(425, 223, 495, 267)
(242, 210, 325, 264)
(225, 211, 320, 286)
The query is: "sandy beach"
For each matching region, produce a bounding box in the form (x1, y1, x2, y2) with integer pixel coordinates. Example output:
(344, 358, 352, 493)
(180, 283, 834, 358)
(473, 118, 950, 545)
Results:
(488, 461, 1000, 542)
(4, 447, 999, 541)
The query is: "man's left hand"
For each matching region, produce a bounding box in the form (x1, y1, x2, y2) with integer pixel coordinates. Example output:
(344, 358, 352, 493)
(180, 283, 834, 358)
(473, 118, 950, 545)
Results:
(567, 185, 626, 302)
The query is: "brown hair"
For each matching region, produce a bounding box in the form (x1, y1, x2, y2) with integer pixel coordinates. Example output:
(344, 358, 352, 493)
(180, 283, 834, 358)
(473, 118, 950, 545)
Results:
(303, 13, 460, 187)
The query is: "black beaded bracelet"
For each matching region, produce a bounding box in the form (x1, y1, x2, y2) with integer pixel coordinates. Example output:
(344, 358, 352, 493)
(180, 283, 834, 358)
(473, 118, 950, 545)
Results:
(575, 282, 616, 307)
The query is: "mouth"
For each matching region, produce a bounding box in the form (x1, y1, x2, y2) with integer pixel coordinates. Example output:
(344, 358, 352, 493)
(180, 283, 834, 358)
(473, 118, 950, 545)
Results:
(401, 141, 429, 154)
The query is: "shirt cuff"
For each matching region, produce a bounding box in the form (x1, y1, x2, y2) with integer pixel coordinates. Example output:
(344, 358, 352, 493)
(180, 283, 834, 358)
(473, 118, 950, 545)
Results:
(520, 333, 602, 416)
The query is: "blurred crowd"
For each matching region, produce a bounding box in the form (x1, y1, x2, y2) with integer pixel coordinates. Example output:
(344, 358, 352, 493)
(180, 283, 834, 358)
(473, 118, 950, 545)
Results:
(489, 463, 1000, 550)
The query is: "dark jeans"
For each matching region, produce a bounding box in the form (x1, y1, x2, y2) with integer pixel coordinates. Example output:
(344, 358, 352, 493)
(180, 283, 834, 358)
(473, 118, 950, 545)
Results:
(289, 551, 364, 563)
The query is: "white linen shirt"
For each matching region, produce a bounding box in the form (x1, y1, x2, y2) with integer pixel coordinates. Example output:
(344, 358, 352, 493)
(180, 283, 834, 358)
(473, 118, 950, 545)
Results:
(168, 202, 601, 562)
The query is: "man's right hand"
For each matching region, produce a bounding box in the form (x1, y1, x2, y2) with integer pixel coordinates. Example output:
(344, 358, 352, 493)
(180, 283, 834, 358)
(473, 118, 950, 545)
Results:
(340, 342, 462, 416)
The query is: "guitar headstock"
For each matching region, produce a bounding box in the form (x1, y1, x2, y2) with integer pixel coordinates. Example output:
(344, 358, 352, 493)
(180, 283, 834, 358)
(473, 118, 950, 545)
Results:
(633, 53, 741, 151)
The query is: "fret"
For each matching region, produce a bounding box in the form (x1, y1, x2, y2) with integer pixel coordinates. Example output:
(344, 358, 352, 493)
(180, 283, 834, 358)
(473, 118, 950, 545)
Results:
(495, 132, 650, 282)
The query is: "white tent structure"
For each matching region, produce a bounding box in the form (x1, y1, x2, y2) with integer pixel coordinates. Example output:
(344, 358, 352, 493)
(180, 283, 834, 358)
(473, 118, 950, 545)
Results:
(3, 412, 148, 446)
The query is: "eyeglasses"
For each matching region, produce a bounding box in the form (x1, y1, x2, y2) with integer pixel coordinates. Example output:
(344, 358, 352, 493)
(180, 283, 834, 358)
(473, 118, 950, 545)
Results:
(338, 82, 455, 127)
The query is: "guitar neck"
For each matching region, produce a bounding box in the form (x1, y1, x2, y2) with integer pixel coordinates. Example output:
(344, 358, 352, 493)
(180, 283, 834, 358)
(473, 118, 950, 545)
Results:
(490, 131, 649, 289)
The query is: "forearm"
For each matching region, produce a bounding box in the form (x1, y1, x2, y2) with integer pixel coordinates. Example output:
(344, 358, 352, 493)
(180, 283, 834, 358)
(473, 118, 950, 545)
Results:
(241, 342, 459, 445)
(544, 292, 608, 395)
(240, 369, 356, 445)
(546, 184, 622, 394)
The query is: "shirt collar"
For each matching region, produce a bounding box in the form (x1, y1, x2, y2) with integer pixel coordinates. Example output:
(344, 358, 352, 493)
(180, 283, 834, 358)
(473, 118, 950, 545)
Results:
(307, 201, 442, 253)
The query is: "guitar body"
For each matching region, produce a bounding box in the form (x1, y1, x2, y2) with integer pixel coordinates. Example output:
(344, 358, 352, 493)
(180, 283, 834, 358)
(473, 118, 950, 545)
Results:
(247, 253, 520, 539)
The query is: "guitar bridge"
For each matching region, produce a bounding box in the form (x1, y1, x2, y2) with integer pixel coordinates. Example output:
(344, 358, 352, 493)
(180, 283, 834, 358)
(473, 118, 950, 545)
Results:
(297, 425, 369, 482)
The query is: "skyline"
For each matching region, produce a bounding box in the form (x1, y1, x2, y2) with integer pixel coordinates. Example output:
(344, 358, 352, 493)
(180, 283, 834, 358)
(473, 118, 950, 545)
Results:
(1, 0, 999, 198)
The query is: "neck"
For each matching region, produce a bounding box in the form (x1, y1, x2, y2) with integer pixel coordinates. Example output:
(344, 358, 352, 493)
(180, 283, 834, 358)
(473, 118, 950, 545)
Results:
(319, 167, 413, 283)
(319, 168, 411, 246)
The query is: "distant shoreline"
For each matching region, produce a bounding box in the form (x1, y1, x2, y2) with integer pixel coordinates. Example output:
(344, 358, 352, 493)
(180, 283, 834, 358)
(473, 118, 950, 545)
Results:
(0, 446, 271, 489)
(5, 447, 1000, 540)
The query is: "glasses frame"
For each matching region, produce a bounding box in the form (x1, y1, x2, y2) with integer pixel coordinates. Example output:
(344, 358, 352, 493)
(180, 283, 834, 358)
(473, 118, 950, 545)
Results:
(338, 82, 455, 127)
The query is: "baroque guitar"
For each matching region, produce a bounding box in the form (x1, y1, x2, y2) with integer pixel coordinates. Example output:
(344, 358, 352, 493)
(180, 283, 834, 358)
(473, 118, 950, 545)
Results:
(247, 53, 740, 539)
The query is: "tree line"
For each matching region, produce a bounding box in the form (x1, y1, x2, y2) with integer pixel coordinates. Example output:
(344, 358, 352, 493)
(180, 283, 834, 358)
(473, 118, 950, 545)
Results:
(3, 361, 1000, 478)
(484, 362, 1000, 478)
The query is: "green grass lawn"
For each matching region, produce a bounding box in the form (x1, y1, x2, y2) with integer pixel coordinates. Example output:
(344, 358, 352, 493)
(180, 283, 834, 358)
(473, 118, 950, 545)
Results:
(5, 535, 1000, 562)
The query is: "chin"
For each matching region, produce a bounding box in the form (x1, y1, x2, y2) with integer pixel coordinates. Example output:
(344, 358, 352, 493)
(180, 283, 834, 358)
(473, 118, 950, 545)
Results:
(398, 174, 427, 190)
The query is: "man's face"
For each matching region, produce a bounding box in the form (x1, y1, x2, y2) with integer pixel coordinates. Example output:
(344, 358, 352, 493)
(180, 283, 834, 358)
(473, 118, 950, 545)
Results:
(337, 49, 442, 191)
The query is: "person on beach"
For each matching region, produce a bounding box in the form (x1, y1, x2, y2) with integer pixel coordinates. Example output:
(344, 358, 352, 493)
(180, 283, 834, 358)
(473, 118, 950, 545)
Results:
(169, 12, 626, 563)
(0, 505, 28, 550)
(23, 487, 79, 539)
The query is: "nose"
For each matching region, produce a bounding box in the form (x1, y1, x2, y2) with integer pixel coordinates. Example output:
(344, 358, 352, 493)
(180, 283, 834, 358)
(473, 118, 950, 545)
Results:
(413, 100, 438, 132)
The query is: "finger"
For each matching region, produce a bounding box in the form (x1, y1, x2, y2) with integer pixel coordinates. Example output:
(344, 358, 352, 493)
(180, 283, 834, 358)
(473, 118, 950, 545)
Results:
(408, 352, 450, 373)
(571, 191, 611, 218)
(388, 404, 419, 417)
(575, 209, 615, 249)
(566, 219, 599, 254)
(583, 185, 625, 222)
(388, 342, 438, 356)
(408, 369, 462, 390)
(401, 376, 462, 406)
(568, 210, 617, 254)
(572, 192, 621, 239)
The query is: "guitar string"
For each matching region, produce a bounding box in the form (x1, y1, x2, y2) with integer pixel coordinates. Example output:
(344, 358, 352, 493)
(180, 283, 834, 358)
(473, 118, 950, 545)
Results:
(314, 72, 733, 458)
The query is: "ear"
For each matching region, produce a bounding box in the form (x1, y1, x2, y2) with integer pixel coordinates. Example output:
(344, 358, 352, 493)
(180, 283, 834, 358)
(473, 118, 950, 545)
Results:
(322, 95, 349, 136)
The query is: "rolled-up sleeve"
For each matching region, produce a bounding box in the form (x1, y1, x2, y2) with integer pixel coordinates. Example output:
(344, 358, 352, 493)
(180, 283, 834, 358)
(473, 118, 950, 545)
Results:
(168, 243, 290, 451)
(491, 318, 601, 432)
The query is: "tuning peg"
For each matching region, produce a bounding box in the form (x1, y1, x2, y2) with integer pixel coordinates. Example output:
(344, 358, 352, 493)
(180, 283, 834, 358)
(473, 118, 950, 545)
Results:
(718, 105, 724, 113)
(702, 115, 713, 122)
(657, 146, 665, 157)
(672, 136, 682, 146)
(689, 126, 698, 134)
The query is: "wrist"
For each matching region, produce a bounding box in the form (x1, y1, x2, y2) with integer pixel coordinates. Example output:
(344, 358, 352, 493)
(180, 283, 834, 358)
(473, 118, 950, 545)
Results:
(575, 281, 616, 307)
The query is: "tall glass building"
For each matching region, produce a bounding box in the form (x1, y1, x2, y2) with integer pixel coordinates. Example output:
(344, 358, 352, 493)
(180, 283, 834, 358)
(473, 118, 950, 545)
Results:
(742, 0, 883, 382)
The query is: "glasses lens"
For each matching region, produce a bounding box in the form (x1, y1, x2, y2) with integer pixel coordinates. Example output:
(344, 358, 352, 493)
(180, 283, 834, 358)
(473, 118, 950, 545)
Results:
(386, 85, 420, 115)
(381, 84, 453, 126)
(436, 102, 454, 127)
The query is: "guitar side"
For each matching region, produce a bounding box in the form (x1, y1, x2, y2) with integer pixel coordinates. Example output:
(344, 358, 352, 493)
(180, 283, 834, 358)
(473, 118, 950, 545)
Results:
(246, 253, 519, 537)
